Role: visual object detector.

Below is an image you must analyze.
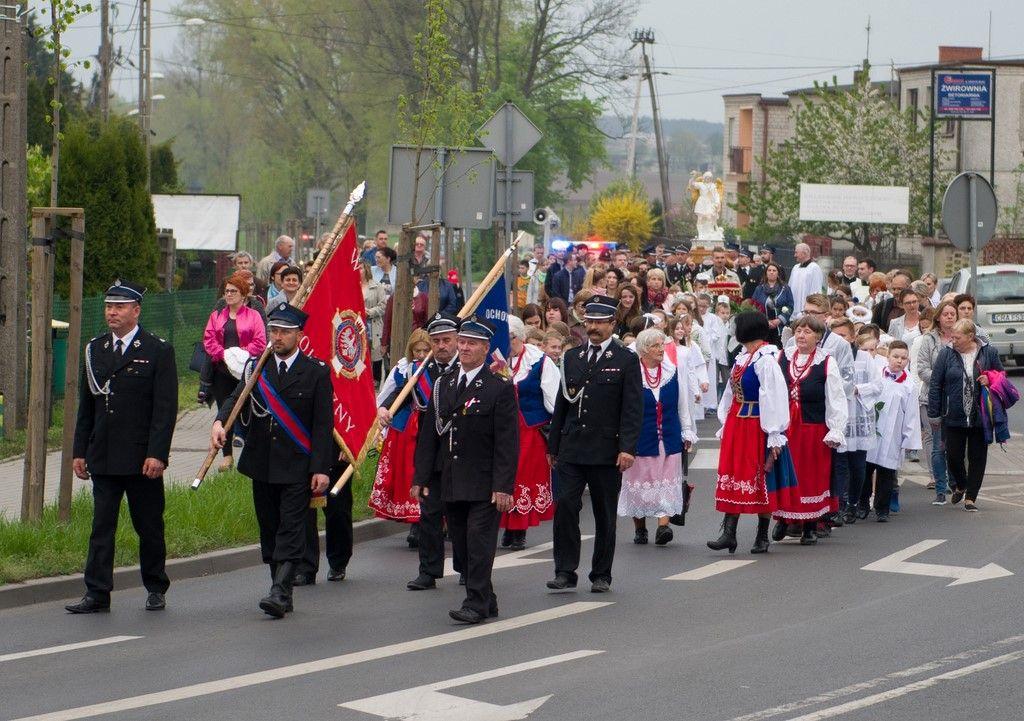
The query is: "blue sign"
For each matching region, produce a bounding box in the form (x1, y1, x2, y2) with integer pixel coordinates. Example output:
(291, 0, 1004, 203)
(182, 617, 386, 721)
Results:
(934, 71, 993, 119)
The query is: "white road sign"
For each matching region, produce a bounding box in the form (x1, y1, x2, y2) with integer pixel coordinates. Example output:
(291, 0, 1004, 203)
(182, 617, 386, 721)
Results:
(799, 183, 910, 224)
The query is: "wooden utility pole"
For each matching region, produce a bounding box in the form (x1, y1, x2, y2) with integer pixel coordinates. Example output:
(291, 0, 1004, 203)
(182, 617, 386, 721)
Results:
(635, 29, 673, 238)
(99, 0, 111, 122)
(138, 0, 152, 186)
(427, 226, 441, 316)
(58, 214, 85, 521)
(0, 8, 28, 430)
(49, 1, 61, 206)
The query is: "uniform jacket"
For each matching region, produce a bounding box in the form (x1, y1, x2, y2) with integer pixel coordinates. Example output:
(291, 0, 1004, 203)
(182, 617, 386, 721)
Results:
(548, 340, 643, 465)
(413, 366, 519, 501)
(74, 327, 178, 475)
(219, 352, 335, 484)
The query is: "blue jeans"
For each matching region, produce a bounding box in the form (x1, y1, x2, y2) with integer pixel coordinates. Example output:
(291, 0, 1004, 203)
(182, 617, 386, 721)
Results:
(931, 424, 949, 493)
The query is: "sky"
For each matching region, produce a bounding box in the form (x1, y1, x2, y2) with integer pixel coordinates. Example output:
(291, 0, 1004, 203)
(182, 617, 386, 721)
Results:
(37, 0, 1024, 123)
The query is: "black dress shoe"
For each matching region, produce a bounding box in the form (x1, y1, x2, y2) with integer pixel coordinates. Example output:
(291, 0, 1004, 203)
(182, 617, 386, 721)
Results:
(590, 578, 611, 593)
(65, 596, 110, 614)
(546, 575, 576, 591)
(406, 523, 420, 549)
(508, 531, 527, 551)
(633, 527, 648, 545)
(145, 592, 166, 611)
(458, 573, 466, 586)
(501, 529, 513, 547)
(654, 525, 673, 545)
(327, 567, 346, 582)
(449, 607, 486, 624)
(489, 601, 499, 617)
(771, 521, 788, 542)
(292, 573, 316, 586)
(406, 574, 437, 590)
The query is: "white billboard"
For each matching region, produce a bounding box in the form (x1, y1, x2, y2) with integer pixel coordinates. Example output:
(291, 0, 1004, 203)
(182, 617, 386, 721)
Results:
(799, 183, 910, 225)
(152, 193, 241, 251)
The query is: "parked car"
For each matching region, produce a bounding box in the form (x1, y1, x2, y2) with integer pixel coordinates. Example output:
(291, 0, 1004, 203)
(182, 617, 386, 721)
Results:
(948, 264, 1024, 365)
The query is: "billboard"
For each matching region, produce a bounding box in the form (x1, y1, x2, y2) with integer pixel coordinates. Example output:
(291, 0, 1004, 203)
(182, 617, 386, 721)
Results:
(799, 184, 910, 225)
(934, 71, 994, 119)
(152, 194, 240, 251)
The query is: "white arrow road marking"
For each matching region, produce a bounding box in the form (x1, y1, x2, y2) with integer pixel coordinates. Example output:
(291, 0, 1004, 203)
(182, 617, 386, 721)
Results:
(663, 560, 756, 581)
(443, 536, 594, 577)
(340, 650, 603, 720)
(0, 636, 142, 663)
(8, 603, 611, 721)
(861, 539, 1014, 586)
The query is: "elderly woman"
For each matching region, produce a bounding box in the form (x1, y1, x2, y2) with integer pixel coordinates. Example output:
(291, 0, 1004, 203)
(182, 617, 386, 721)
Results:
(369, 329, 432, 537)
(927, 319, 1003, 511)
(773, 315, 848, 545)
(202, 272, 267, 471)
(501, 316, 559, 550)
(619, 328, 697, 546)
(708, 312, 792, 554)
(917, 300, 957, 503)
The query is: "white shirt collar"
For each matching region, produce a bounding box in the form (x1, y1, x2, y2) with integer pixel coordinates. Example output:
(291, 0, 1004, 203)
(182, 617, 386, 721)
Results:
(459, 364, 484, 386)
(275, 347, 301, 372)
(587, 337, 613, 356)
(112, 325, 140, 352)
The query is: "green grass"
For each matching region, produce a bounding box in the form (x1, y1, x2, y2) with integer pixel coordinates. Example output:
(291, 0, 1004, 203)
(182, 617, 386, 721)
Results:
(0, 457, 379, 585)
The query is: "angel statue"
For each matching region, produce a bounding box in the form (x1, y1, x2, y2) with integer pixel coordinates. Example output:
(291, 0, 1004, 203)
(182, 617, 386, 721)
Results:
(688, 170, 725, 241)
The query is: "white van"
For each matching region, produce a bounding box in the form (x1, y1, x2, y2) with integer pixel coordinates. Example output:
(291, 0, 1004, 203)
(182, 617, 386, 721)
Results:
(948, 264, 1024, 365)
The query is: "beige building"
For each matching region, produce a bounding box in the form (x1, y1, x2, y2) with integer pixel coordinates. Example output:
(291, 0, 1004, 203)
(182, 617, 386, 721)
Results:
(720, 94, 791, 228)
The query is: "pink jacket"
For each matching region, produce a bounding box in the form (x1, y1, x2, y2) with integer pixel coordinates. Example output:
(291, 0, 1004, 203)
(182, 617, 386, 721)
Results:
(203, 305, 266, 362)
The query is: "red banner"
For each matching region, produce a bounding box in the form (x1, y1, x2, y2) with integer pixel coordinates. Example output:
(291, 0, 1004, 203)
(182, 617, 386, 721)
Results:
(299, 224, 377, 462)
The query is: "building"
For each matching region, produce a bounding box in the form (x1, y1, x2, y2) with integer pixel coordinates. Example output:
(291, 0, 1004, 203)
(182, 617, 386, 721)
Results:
(720, 94, 791, 228)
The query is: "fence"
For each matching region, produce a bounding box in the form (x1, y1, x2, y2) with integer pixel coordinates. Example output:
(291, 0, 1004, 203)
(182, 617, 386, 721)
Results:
(53, 288, 218, 378)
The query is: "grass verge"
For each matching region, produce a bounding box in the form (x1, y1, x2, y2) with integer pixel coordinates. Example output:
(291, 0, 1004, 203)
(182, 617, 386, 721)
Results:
(0, 456, 378, 585)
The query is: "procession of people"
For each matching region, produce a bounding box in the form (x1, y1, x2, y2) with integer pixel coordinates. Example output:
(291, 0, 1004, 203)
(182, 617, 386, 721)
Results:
(64, 238, 1015, 623)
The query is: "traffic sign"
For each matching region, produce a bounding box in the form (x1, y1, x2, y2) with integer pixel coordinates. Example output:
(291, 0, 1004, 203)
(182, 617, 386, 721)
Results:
(305, 188, 330, 219)
(478, 102, 542, 167)
(493, 170, 534, 221)
(941, 172, 997, 252)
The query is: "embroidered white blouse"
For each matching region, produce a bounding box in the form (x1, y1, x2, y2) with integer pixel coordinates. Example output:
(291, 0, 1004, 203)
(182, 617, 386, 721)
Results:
(780, 346, 849, 448)
(717, 345, 790, 448)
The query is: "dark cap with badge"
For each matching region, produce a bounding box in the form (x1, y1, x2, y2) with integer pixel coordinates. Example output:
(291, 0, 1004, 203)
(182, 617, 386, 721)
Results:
(267, 301, 308, 329)
(582, 296, 618, 321)
(104, 279, 145, 304)
(427, 312, 460, 336)
(739, 248, 754, 259)
(760, 245, 777, 256)
(457, 315, 496, 341)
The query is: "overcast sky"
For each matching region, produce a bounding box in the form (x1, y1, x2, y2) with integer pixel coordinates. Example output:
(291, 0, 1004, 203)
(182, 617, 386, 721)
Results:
(41, 0, 1024, 123)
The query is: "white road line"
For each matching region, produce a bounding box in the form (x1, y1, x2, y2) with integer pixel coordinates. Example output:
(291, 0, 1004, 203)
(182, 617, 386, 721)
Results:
(0, 637, 142, 664)
(663, 560, 755, 581)
(977, 494, 1024, 509)
(689, 448, 719, 470)
(725, 635, 1024, 721)
(781, 648, 1024, 721)
(9, 602, 612, 721)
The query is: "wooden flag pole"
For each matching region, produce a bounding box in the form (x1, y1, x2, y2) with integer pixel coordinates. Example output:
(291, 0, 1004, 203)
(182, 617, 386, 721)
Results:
(191, 182, 366, 490)
(328, 229, 527, 497)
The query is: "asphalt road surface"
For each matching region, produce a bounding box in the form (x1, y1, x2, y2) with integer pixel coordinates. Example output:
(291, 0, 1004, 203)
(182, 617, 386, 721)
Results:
(3, 416, 1023, 721)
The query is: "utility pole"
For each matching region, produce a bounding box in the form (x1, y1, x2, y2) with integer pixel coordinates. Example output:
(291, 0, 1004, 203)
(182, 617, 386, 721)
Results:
(625, 48, 643, 178)
(634, 29, 673, 238)
(138, 0, 151, 187)
(99, 0, 111, 122)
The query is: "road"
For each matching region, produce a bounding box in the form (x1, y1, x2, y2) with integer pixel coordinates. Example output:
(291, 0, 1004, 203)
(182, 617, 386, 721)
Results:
(2, 416, 1023, 721)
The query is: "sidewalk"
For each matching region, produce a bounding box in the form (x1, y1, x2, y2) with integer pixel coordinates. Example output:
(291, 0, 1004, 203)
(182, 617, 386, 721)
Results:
(0, 406, 218, 521)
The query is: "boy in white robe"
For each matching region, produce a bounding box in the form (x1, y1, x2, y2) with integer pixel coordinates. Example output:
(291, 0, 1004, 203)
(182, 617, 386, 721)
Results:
(865, 341, 922, 521)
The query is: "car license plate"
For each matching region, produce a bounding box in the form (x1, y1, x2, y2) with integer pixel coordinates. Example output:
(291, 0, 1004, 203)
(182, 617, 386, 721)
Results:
(992, 312, 1024, 323)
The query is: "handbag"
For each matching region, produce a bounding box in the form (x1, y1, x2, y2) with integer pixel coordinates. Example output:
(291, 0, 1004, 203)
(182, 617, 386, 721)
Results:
(189, 341, 208, 373)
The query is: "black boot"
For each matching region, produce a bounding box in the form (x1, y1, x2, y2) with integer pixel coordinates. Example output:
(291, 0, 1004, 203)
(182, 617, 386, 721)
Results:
(750, 517, 770, 554)
(509, 530, 526, 551)
(800, 521, 817, 546)
(771, 520, 787, 542)
(407, 523, 420, 549)
(707, 514, 739, 554)
(501, 528, 513, 548)
(259, 561, 294, 618)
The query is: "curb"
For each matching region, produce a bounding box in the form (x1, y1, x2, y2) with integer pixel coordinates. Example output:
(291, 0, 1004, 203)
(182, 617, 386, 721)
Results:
(0, 517, 403, 611)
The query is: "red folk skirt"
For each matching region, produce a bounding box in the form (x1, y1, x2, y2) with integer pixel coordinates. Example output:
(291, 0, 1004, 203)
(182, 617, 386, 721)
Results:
(501, 414, 554, 530)
(368, 411, 422, 523)
(715, 403, 775, 515)
(774, 401, 833, 521)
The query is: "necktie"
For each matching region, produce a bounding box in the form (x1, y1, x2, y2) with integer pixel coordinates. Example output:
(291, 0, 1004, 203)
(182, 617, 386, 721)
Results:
(279, 360, 287, 376)
(115, 339, 123, 355)
(588, 346, 600, 366)
(457, 374, 468, 396)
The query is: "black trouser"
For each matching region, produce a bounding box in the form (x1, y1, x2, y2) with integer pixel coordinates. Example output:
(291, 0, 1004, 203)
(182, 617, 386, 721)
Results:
(865, 462, 896, 515)
(553, 462, 622, 584)
(835, 450, 867, 511)
(84, 474, 169, 602)
(444, 499, 499, 616)
(417, 475, 464, 579)
(298, 476, 354, 575)
(944, 425, 989, 502)
(211, 367, 238, 458)
(251, 480, 309, 564)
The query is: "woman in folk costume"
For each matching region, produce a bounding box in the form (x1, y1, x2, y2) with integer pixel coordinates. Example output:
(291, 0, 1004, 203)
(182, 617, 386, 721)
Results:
(501, 316, 559, 550)
(708, 312, 794, 555)
(619, 328, 698, 546)
(772, 315, 848, 545)
(369, 329, 433, 543)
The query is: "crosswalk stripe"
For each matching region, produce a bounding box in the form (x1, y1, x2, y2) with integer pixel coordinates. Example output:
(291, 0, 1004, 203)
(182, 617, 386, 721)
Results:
(0, 636, 142, 664)
(664, 560, 756, 581)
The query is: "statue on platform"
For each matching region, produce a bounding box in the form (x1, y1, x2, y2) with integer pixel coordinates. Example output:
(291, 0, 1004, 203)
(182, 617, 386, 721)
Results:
(688, 170, 725, 242)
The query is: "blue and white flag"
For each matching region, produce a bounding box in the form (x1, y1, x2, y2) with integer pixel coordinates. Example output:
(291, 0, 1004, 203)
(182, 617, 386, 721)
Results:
(477, 277, 510, 360)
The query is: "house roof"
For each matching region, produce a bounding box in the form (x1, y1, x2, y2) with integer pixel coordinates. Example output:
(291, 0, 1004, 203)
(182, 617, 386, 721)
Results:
(898, 58, 1024, 73)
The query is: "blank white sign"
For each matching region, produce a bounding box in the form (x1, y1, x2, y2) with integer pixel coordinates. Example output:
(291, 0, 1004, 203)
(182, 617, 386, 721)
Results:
(152, 194, 241, 251)
(799, 183, 909, 224)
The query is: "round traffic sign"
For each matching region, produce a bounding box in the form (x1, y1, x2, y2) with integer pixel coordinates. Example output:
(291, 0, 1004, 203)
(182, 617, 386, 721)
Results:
(941, 172, 998, 252)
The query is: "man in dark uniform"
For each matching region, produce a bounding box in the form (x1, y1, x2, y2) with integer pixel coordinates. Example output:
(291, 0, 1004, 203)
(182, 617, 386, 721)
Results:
(546, 296, 642, 593)
(211, 302, 334, 618)
(412, 317, 518, 624)
(377, 312, 465, 591)
(665, 245, 688, 288)
(66, 280, 178, 614)
(294, 456, 353, 584)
